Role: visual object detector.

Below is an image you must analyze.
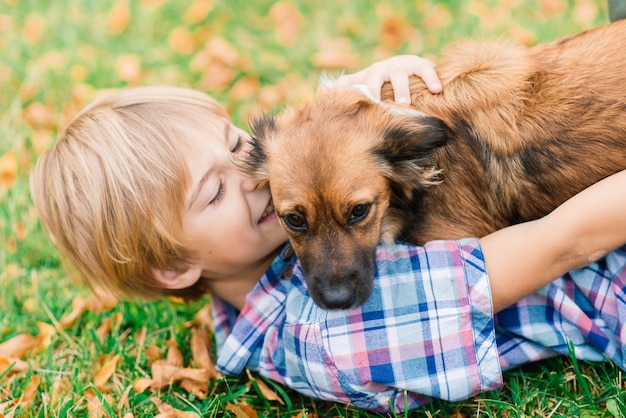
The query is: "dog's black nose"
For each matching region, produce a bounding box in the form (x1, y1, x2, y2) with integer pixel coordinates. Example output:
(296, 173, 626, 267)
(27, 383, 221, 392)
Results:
(321, 285, 356, 310)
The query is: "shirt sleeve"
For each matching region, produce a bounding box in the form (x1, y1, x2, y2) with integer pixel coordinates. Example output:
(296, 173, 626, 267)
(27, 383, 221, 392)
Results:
(282, 239, 502, 412)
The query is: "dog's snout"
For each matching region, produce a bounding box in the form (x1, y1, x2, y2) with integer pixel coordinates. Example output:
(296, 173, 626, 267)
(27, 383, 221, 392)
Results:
(320, 285, 356, 310)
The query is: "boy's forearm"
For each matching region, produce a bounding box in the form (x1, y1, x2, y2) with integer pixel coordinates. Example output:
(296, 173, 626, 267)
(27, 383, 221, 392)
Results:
(483, 169, 626, 312)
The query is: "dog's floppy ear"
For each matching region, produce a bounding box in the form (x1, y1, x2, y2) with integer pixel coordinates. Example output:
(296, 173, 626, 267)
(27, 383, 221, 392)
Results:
(375, 115, 449, 197)
(239, 113, 276, 185)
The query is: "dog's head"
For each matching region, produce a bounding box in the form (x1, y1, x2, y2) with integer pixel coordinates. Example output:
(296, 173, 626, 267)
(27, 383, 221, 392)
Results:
(242, 88, 448, 309)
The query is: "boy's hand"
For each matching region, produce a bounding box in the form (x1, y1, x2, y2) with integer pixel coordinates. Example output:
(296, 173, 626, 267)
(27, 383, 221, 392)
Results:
(331, 55, 442, 104)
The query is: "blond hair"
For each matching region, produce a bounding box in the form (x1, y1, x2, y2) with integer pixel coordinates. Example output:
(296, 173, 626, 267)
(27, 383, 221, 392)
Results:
(30, 86, 230, 299)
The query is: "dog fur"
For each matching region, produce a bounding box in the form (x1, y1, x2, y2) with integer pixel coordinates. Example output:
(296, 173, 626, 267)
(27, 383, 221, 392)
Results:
(242, 20, 626, 310)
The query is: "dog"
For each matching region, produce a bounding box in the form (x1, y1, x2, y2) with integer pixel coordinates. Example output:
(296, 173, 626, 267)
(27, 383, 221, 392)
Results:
(241, 20, 626, 310)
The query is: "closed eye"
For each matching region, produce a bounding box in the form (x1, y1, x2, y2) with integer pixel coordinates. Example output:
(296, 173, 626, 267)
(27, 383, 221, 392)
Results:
(231, 135, 243, 153)
(208, 181, 225, 206)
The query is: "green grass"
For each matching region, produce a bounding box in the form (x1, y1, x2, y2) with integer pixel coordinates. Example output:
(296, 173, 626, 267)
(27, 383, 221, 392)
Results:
(1, 0, 624, 416)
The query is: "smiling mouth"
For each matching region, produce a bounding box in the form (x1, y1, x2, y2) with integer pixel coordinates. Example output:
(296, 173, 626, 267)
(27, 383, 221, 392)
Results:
(259, 198, 275, 222)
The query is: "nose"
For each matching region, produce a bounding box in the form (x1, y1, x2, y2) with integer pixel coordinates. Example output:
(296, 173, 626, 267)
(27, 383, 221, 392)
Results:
(320, 284, 356, 310)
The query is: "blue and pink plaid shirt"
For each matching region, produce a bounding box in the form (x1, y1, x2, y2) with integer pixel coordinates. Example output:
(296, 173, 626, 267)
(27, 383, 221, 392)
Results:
(213, 239, 626, 413)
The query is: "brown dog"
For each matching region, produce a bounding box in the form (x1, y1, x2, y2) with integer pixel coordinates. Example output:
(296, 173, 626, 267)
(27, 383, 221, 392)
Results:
(242, 20, 626, 310)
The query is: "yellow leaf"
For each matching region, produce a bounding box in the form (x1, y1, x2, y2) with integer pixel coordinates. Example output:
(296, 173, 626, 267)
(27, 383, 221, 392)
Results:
(23, 14, 44, 44)
(151, 397, 200, 417)
(169, 27, 196, 55)
(94, 354, 120, 389)
(133, 377, 153, 393)
(185, 0, 213, 24)
(0, 334, 39, 359)
(20, 374, 40, 404)
(0, 357, 29, 377)
(162, 339, 181, 367)
(22, 102, 56, 130)
(108, 1, 130, 34)
(246, 369, 283, 404)
(115, 54, 142, 83)
(193, 304, 215, 333)
(312, 38, 360, 69)
(0, 151, 18, 191)
(270, 2, 302, 46)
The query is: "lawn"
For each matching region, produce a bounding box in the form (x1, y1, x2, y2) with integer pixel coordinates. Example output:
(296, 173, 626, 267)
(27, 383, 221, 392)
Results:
(1, 0, 624, 416)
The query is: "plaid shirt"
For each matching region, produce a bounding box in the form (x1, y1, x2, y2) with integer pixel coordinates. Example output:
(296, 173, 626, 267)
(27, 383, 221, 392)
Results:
(213, 239, 626, 413)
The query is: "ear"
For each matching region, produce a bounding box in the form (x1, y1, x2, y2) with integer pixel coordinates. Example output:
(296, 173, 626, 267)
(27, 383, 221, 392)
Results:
(375, 115, 448, 197)
(241, 113, 275, 184)
(152, 266, 203, 290)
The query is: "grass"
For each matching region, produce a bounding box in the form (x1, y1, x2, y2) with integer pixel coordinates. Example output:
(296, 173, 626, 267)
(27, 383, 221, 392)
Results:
(1, 0, 624, 416)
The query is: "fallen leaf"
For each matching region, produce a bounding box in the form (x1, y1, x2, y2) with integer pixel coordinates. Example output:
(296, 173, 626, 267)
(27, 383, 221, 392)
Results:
(23, 14, 44, 44)
(312, 37, 360, 69)
(246, 369, 283, 404)
(22, 102, 56, 130)
(59, 290, 118, 329)
(19, 374, 40, 404)
(0, 151, 18, 191)
(0, 334, 39, 359)
(115, 54, 142, 83)
(96, 318, 113, 343)
(270, 2, 302, 46)
(49, 378, 73, 407)
(165, 340, 183, 367)
(151, 397, 200, 417)
(133, 377, 153, 393)
(574, 0, 598, 26)
(538, 0, 567, 17)
(185, 0, 213, 24)
(225, 402, 257, 418)
(94, 354, 120, 389)
(108, 1, 130, 34)
(0, 358, 29, 377)
(169, 27, 196, 55)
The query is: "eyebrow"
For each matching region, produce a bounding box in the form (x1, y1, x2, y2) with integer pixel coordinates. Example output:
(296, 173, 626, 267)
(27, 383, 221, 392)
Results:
(188, 168, 213, 210)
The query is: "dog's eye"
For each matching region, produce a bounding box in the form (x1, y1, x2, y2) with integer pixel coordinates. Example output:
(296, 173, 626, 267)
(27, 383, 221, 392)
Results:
(283, 214, 307, 231)
(349, 204, 370, 225)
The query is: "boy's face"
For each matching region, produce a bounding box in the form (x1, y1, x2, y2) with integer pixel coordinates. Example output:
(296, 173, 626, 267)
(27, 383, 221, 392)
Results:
(179, 118, 287, 284)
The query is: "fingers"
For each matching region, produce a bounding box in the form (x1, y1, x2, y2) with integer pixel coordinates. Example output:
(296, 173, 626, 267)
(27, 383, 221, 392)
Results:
(325, 55, 442, 104)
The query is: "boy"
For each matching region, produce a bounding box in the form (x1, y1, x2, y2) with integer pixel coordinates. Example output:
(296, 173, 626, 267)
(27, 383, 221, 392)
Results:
(31, 64, 626, 412)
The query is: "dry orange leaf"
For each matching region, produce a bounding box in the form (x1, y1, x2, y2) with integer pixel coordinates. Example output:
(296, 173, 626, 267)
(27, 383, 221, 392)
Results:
(94, 354, 120, 389)
(178, 378, 208, 400)
(0, 151, 18, 191)
(0, 357, 28, 377)
(151, 397, 200, 418)
(190, 328, 217, 375)
(19, 374, 40, 404)
(50, 378, 73, 407)
(22, 102, 56, 130)
(0, 334, 39, 359)
(133, 377, 153, 393)
(185, 0, 213, 24)
(169, 27, 196, 55)
(193, 304, 215, 332)
(59, 290, 118, 329)
(270, 2, 302, 46)
(312, 38, 360, 69)
(108, 1, 130, 34)
(96, 318, 113, 343)
(246, 369, 283, 405)
(225, 402, 257, 418)
(115, 54, 142, 83)
(23, 14, 44, 44)
(165, 339, 183, 367)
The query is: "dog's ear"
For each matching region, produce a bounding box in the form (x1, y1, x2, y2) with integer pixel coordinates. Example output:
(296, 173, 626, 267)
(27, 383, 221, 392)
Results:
(375, 115, 449, 197)
(239, 113, 276, 185)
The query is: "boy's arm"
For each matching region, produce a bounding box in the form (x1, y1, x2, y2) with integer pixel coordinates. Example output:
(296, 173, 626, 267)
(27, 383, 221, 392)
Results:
(482, 169, 626, 312)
